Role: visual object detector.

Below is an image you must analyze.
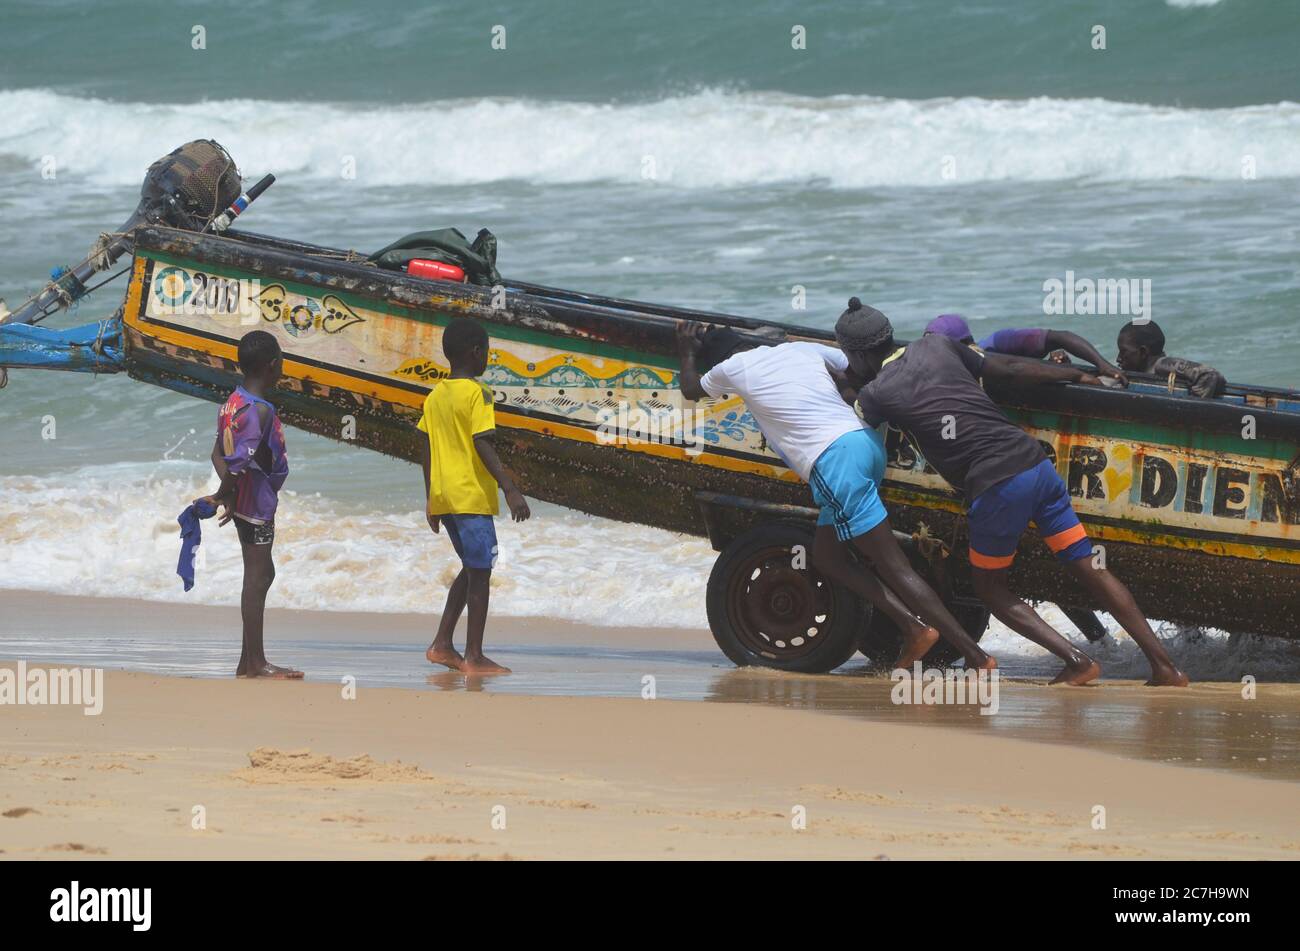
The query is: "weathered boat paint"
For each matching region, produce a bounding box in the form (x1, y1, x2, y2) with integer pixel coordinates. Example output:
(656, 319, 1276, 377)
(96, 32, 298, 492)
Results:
(118, 226, 1300, 639)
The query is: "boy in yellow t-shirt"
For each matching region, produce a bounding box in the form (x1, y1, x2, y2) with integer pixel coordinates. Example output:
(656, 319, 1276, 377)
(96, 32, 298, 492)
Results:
(418, 318, 531, 674)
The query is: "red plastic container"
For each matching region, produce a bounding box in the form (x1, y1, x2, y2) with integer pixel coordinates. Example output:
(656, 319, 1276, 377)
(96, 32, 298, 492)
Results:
(406, 258, 467, 282)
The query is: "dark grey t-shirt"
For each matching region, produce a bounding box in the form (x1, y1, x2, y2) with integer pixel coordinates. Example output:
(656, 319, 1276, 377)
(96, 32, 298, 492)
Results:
(855, 335, 1046, 501)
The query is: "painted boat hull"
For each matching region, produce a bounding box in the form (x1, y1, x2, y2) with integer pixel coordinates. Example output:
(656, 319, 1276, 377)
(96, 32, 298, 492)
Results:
(121, 226, 1300, 639)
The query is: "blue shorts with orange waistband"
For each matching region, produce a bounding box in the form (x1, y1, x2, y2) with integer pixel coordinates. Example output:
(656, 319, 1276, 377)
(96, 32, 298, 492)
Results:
(967, 458, 1092, 570)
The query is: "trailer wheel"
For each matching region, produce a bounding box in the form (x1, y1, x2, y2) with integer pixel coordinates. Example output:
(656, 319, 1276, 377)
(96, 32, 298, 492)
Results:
(706, 522, 868, 673)
(858, 597, 990, 668)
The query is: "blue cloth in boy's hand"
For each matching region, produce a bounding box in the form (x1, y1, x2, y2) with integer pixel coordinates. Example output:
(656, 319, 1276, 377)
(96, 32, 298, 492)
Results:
(177, 498, 218, 592)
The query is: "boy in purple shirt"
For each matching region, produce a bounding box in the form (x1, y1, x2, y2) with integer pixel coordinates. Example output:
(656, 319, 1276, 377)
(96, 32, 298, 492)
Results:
(200, 330, 301, 680)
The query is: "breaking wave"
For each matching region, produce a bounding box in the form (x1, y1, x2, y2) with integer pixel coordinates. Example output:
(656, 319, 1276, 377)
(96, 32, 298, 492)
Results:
(0, 464, 716, 629)
(2, 88, 1298, 190)
(1, 463, 1296, 679)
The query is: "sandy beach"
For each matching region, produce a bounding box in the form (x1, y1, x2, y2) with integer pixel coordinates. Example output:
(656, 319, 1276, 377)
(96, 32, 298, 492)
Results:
(4, 592, 1300, 861)
(2, 654, 1298, 860)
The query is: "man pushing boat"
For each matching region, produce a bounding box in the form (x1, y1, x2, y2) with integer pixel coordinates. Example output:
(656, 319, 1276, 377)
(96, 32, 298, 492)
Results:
(836, 300, 1188, 686)
(675, 319, 996, 671)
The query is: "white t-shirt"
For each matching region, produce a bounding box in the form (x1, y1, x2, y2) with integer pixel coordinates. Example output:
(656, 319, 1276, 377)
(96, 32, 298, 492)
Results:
(698, 341, 865, 480)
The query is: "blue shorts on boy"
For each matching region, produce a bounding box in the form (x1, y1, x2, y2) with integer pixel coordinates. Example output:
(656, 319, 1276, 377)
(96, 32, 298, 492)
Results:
(967, 458, 1092, 569)
(442, 513, 498, 570)
(417, 377, 502, 570)
(808, 428, 889, 542)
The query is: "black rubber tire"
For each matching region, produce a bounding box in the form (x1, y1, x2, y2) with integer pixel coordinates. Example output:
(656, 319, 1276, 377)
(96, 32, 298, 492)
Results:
(706, 521, 869, 673)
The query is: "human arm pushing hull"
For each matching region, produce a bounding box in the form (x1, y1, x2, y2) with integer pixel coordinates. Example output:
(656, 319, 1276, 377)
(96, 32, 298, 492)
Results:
(1039, 330, 1128, 384)
(981, 351, 1102, 387)
(927, 318, 1126, 385)
(675, 320, 710, 401)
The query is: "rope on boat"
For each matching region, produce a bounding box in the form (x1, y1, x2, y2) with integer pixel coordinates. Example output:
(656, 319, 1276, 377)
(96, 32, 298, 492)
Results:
(6, 228, 137, 326)
(89, 231, 127, 271)
(911, 523, 950, 562)
(92, 315, 110, 355)
(89, 307, 124, 378)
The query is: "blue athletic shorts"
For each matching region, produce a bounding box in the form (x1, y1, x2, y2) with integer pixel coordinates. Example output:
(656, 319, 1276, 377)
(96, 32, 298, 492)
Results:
(442, 513, 498, 570)
(967, 458, 1092, 570)
(809, 428, 889, 542)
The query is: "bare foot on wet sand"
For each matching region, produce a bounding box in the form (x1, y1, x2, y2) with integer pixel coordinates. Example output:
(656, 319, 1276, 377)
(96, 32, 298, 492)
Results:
(895, 625, 940, 669)
(1049, 659, 1102, 686)
(1146, 665, 1190, 687)
(460, 654, 512, 675)
(426, 644, 465, 670)
(237, 662, 305, 680)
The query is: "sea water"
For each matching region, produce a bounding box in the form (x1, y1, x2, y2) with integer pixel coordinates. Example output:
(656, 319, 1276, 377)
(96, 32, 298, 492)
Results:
(0, 0, 1297, 669)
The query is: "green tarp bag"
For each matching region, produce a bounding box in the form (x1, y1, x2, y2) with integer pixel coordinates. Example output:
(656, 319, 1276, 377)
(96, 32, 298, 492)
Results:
(367, 227, 502, 286)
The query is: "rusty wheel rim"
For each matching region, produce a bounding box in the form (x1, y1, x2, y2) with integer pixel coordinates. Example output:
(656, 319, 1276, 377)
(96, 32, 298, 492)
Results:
(725, 544, 835, 661)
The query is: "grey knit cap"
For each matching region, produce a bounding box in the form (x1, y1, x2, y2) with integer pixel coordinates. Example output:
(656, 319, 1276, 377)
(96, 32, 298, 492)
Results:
(834, 298, 893, 350)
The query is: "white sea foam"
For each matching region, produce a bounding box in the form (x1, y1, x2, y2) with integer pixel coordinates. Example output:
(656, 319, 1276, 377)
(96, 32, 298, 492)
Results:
(981, 607, 1300, 682)
(0, 466, 716, 629)
(1, 465, 1293, 677)
(1, 88, 1296, 190)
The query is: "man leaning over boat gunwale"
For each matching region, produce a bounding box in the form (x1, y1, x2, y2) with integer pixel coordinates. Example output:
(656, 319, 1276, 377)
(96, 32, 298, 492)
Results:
(676, 301, 1189, 686)
(921, 313, 1226, 399)
(833, 300, 1188, 686)
(675, 315, 996, 672)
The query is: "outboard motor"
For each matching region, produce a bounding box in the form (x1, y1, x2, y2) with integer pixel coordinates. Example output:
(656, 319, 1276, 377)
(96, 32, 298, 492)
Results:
(2, 140, 245, 326)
